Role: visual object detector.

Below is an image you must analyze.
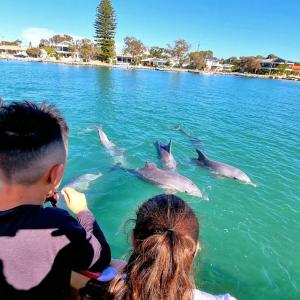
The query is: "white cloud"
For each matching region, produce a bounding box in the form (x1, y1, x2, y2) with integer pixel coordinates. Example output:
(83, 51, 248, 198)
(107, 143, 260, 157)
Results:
(115, 41, 124, 54)
(21, 27, 91, 46)
(22, 27, 55, 46)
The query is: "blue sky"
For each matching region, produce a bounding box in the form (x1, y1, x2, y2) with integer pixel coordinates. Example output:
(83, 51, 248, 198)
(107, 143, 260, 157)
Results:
(0, 0, 299, 61)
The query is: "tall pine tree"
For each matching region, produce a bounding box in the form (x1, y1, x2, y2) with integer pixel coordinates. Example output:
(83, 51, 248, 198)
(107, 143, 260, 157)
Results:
(94, 0, 116, 62)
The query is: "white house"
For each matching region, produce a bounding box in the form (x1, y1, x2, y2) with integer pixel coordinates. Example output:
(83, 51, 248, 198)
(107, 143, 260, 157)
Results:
(141, 57, 168, 67)
(205, 58, 223, 71)
(0, 45, 28, 56)
(116, 53, 134, 65)
(52, 41, 73, 57)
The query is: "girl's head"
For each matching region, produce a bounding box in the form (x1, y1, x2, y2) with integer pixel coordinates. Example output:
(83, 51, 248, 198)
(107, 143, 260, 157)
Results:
(110, 194, 200, 300)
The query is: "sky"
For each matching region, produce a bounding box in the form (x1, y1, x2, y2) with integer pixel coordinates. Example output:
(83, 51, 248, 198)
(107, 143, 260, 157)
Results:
(0, 0, 299, 61)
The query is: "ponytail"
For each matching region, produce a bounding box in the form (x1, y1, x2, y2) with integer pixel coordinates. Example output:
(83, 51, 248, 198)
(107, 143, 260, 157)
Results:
(109, 194, 200, 300)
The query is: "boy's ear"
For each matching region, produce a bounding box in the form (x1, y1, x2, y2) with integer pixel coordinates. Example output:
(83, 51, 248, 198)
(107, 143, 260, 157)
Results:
(47, 164, 65, 186)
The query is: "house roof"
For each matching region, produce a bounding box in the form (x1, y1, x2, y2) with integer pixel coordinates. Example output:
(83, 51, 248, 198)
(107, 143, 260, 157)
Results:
(141, 57, 167, 63)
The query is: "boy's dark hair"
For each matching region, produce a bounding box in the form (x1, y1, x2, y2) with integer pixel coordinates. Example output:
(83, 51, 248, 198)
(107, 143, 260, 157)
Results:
(0, 101, 68, 184)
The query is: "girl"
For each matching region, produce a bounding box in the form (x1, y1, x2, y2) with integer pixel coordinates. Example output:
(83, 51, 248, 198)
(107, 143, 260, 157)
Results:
(108, 194, 236, 300)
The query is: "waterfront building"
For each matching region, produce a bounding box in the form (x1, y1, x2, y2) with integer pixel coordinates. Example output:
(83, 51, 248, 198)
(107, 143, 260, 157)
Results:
(221, 63, 234, 72)
(141, 57, 168, 67)
(116, 54, 134, 64)
(52, 41, 73, 57)
(261, 58, 294, 72)
(205, 58, 223, 71)
(0, 45, 28, 56)
(292, 63, 300, 75)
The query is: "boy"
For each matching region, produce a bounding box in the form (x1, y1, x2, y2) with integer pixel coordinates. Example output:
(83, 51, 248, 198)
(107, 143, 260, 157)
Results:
(0, 101, 111, 299)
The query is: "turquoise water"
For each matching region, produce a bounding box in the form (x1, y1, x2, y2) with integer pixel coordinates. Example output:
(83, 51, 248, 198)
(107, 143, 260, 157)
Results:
(1, 61, 300, 299)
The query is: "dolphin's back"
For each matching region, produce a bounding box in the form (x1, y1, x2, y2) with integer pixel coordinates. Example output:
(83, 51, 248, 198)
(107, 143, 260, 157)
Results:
(137, 166, 200, 195)
(206, 160, 251, 182)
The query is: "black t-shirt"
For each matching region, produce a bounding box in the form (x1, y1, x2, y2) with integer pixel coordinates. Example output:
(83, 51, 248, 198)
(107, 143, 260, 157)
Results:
(0, 204, 111, 300)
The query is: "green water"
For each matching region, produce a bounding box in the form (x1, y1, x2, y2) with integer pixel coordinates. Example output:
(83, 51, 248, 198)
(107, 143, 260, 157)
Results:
(1, 61, 300, 299)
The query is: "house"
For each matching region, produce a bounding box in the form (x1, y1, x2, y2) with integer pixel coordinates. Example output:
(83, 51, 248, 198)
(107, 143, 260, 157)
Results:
(141, 57, 168, 67)
(292, 63, 300, 75)
(261, 58, 294, 72)
(0, 45, 28, 56)
(221, 63, 234, 72)
(205, 58, 223, 71)
(52, 41, 73, 57)
(116, 54, 134, 64)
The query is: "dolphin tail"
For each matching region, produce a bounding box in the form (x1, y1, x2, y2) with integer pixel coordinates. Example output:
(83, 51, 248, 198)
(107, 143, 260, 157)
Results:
(196, 149, 207, 161)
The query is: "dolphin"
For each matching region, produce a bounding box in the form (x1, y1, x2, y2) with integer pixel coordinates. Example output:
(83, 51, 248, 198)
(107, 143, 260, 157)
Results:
(61, 173, 102, 192)
(173, 124, 202, 145)
(155, 139, 177, 169)
(121, 162, 204, 199)
(194, 149, 256, 186)
(95, 126, 125, 163)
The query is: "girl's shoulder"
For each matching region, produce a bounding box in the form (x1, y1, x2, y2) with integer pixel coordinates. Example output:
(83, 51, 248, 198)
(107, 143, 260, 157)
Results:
(193, 289, 237, 300)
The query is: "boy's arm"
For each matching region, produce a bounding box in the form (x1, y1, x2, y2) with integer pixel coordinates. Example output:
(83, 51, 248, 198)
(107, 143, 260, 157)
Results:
(62, 188, 111, 272)
(76, 210, 111, 271)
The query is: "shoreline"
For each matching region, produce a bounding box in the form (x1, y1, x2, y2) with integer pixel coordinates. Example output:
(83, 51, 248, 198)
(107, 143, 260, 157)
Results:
(1, 56, 299, 82)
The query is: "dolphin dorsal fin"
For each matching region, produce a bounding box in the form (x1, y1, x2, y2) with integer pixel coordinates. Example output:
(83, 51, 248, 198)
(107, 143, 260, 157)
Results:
(159, 139, 172, 154)
(166, 139, 172, 153)
(196, 149, 207, 161)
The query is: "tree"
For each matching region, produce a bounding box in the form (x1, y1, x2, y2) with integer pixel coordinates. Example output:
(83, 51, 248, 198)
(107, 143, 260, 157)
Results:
(277, 63, 287, 75)
(0, 40, 21, 46)
(266, 54, 278, 59)
(26, 47, 41, 58)
(123, 36, 146, 63)
(149, 47, 168, 58)
(39, 39, 50, 48)
(43, 46, 57, 57)
(49, 34, 73, 45)
(239, 56, 262, 73)
(168, 39, 191, 66)
(189, 52, 205, 70)
(78, 39, 96, 62)
(94, 0, 117, 62)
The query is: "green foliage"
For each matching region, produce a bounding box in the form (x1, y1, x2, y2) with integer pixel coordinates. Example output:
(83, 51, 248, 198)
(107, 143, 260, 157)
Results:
(149, 47, 168, 58)
(39, 39, 49, 48)
(189, 52, 205, 70)
(168, 39, 191, 66)
(165, 59, 172, 67)
(49, 34, 73, 44)
(0, 40, 21, 46)
(239, 56, 262, 73)
(266, 54, 278, 59)
(94, 0, 117, 62)
(78, 39, 95, 62)
(26, 47, 41, 58)
(189, 50, 214, 70)
(44, 46, 57, 57)
(277, 63, 287, 75)
(123, 36, 146, 62)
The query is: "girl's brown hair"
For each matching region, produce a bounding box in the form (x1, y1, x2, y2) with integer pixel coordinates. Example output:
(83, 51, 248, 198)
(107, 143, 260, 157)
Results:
(109, 194, 200, 300)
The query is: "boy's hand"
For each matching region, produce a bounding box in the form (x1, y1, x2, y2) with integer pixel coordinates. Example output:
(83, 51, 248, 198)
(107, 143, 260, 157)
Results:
(61, 187, 89, 215)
